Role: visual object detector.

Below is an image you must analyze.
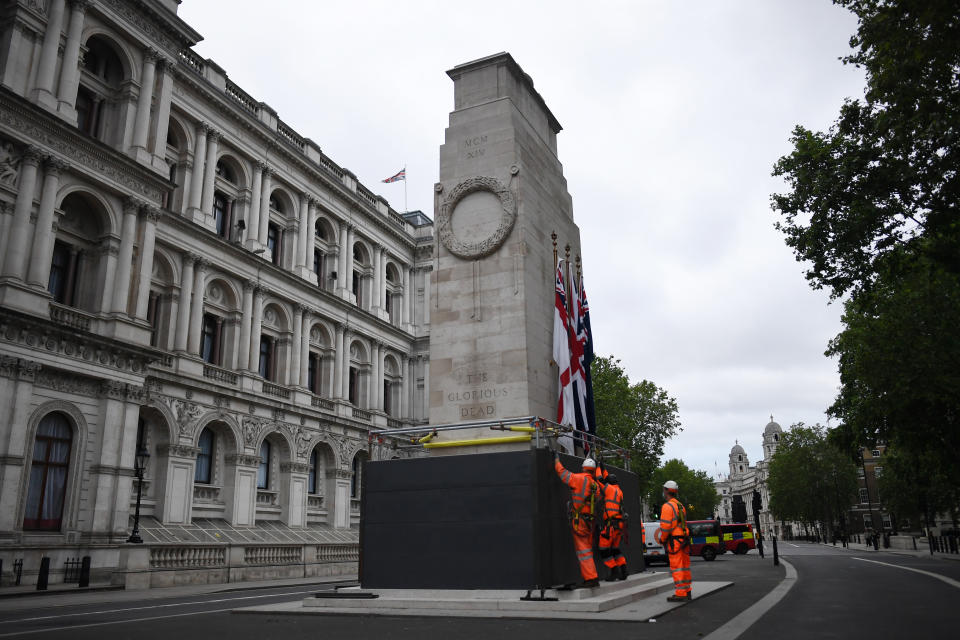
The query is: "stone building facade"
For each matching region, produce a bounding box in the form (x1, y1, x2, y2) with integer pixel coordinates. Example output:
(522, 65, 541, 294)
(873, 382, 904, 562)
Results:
(0, 0, 432, 586)
(714, 417, 790, 539)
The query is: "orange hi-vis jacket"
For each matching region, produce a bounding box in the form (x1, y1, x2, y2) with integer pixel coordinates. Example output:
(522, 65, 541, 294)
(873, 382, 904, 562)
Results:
(555, 459, 599, 520)
(659, 497, 689, 544)
(600, 482, 624, 529)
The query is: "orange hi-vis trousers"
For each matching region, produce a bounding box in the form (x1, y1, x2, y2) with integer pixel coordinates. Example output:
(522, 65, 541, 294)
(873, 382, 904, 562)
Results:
(572, 518, 598, 581)
(667, 538, 692, 597)
(599, 526, 626, 569)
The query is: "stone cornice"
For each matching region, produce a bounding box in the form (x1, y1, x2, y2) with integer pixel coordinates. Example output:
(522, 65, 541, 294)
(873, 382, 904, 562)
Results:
(0, 88, 171, 205)
(0, 305, 162, 377)
(94, 0, 202, 55)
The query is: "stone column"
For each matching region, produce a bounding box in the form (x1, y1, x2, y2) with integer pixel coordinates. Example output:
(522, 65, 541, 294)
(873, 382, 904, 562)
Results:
(340, 328, 351, 400)
(247, 287, 263, 371)
(290, 304, 303, 387)
(199, 129, 220, 215)
(150, 58, 175, 171)
(111, 198, 140, 314)
(158, 444, 200, 525)
(296, 193, 309, 268)
(134, 207, 161, 320)
(98, 237, 119, 314)
(380, 249, 388, 312)
(224, 454, 259, 527)
(26, 156, 66, 287)
(328, 468, 352, 529)
(0, 360, 41, 533)
(187, 122, 208, 218)
(257, 167, 273, 247)
(131, 48, 160, 163)
(370, 341, 381, 411)
(402, 355, 411, 420)
(299, 309, 310, 389)
(344, 226, 355, 299)
(337, 220, 348, 292)
(333, 323, 344, 399)
(245, 161, 264, 246)
(402, 267, 410, 326)
(307, 198, 318, 265)
(238, 280, 253, 369)
(186, 258, 207, 354)
(281, 461, 310, 528)
(31, 0, 66, 110)
(372, 245, 382, 312)
(55, 0, 90, 120)
(1, 147, 41, 280)
(173, 253, 194, 351)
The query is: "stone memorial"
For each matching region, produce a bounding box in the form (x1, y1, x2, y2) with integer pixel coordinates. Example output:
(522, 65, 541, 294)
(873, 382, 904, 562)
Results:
(428, 52, 584, 452)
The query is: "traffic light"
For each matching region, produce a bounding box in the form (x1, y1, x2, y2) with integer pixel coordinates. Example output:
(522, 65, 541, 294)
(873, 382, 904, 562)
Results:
(732, 495, 748, 522)
(752, 490, 762, 514)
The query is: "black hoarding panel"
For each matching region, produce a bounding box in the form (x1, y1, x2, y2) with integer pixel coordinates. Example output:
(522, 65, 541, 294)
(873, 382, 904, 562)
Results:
(360, 449, 644, 589)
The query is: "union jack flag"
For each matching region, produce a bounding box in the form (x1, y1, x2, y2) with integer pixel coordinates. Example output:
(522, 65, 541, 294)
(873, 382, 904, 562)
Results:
(382, 168, 406, 183)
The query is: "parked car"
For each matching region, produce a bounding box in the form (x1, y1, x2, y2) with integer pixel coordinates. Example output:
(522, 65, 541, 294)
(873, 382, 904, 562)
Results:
(721, 522, 757, 555)
(687, 519, 725, 561)
(642, 522, 668, 565)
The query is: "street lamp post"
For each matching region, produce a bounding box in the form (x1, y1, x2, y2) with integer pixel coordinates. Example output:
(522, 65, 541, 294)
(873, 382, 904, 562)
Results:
(127, 445, 150, 544)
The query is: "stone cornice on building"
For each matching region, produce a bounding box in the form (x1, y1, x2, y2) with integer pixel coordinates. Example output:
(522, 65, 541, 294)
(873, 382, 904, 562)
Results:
(0, 305, 162, 378)
(95, 0, 203, 57)
(0, 88, 172, 205)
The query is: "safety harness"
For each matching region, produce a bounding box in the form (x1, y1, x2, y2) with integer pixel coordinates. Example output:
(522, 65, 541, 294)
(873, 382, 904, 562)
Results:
(569, 474, 598, 526)
(663, 498, 690, 554)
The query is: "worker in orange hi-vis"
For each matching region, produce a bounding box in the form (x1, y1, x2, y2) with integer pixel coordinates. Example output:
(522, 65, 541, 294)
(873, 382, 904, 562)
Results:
(655, 480, 692, 602)
(596, 464, 628, 581)
(554, 453, 600, 588)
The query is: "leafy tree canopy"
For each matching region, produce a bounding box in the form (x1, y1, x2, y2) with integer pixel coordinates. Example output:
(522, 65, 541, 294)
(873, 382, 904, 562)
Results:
(592, 355, 681, 491)
(646, 459, 720, 522)
(768, 423, 858, 533)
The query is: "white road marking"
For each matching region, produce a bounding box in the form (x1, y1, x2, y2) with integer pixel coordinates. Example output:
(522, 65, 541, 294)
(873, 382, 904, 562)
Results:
(701, 559, 797, 640)
(0, 607, 238, 638)
(852, 557, 960, 589)
(4, 589, 317, 624)
(786, 543, 799, 548)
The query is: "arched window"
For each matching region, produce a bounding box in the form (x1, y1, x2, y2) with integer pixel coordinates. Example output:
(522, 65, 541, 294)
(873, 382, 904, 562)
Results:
(308, 449, 318, 495)
(739, 465, 744, 472)
(257, 440, 270, 489)
(195, 429, 214, 484)
(24, 413, 73, 531)
(738, 454, 742, 462)
(351, 454, 362, 498)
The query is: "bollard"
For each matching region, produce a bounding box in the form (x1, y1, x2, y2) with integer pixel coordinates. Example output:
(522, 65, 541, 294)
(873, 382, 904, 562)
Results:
(36, 557, 50, 591)
(79, 556, 91, 588)
(773, 536, 780, 566)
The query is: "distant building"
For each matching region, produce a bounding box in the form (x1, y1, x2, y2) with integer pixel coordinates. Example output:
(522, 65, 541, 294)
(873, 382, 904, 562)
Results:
(714, 417, 793, 539)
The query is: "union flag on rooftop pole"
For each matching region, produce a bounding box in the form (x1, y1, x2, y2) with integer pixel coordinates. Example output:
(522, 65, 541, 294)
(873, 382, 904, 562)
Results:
(553, 258, 575, 453)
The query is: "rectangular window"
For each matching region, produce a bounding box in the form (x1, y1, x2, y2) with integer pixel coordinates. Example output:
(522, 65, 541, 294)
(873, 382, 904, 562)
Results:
(348, 366, 358, 405)
(313, 249, 324, 282)
(195, 430, 213, 484)
(386, 290, 394, 323)
(258, 335, 274, 380)
(146, 291, 160, 347)
(308, 450, 317, 494)
(308, 353, 320, 395)
(859, 488, 869, 504)
(257, 441, 270, 490)
(862, 513, 873, 530)
(871, 450, 881, 458)
(200, 313, 220, 365)
(874, 466, 883, 478)
(352, 270, 360, 298)
(882, 514, 892, 530)
(213, 193, 229, 238)
(383, 380, 392, 417)
(857, 467, 865, 478)
(48, 241, 72, 303)
(267, 224, 281, 265)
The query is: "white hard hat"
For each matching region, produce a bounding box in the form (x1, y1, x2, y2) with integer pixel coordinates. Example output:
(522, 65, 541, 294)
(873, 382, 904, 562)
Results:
(663, 480, 679, 492)
(582, 458, 597, 470)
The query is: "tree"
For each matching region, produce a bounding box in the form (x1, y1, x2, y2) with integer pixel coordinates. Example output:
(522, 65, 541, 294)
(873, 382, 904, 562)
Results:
(592, 355, 682, 492)
(877, 446, 960, 534)
(767, 423, 858, 537)
(771, 0, 960, 494)
(646, 459, 720, 522)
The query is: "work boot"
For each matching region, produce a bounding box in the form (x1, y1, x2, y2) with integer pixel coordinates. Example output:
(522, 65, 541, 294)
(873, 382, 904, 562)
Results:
(579, 578, 599, 589)
(604, 568, 617, 582)
(617, 565, 628, 581)
(666, 594, 689, 602)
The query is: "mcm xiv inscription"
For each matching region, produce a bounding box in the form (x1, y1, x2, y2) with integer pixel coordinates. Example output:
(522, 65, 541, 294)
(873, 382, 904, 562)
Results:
(464, 135, 487, 159)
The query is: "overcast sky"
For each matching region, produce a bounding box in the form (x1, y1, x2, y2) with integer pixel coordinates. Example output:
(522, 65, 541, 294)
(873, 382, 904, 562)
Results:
(179, 1, 866, 478)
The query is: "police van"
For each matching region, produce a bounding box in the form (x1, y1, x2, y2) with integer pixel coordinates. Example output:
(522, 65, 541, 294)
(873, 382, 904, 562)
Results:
(687, 519, 725, 561)
(720, 523, 757, 554)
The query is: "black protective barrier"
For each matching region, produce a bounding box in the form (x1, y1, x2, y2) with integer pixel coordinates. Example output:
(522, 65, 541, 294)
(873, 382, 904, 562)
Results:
(360, 449, 645, 589)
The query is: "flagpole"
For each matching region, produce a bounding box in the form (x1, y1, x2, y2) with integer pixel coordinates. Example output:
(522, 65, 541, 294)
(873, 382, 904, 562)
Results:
(404, 164, 407, 213)
(551, 231, 558, 268)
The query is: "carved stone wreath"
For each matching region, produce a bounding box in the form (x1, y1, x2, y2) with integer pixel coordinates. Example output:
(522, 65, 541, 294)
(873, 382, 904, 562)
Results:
(438, 176, 516, 260)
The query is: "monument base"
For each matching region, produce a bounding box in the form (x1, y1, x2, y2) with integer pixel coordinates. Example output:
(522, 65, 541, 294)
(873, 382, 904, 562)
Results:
(359, 449, 645, 589)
